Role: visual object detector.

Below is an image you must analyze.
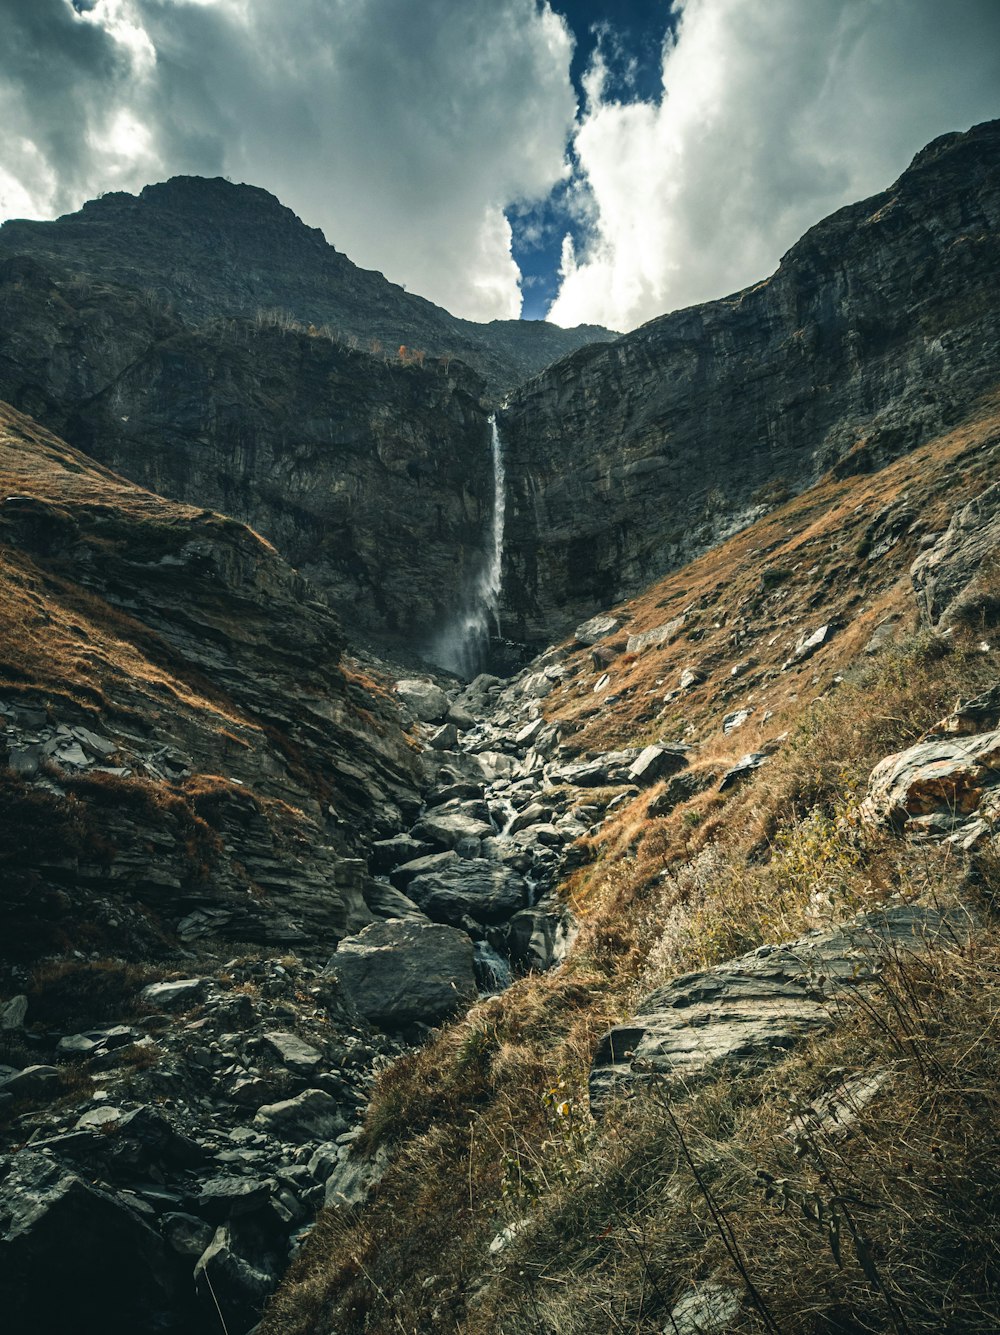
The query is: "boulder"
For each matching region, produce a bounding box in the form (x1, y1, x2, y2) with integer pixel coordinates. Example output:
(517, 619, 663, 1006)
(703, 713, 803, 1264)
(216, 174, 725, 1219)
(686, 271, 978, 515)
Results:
(411, 809, 493, 850)
(782, 623, 835, 670)
(261, 1031, 324, 1074)
(407, 859, 529, 926)
(369, 832, 430, 874)
(590, 906, 961, 1113)
(254, 1089, 347, 1142)
(0, 1065, 59, 1099)
(395, 678, 450, 722)
(627, 744, 687, 786)
(363, 880, 428, 921)
(0, 995, 27, 1030)
(428, 722, 460, 750)
(194, 1224, 275, 1332)
(911, 483, 1000, 628)
(626, 617, 685, 654)
(323, 1145, 391, 1209)
(140, 977, 208, 1008)
(0, 1152, 179, 1335)
(718, 752, 770, 791)
(197, 1176, 273, 1219)
(389, 849, 460, 890)
(574, 614, 620, 645)
(327, 919, 476, 1028)
(860, 727, 1000, 836)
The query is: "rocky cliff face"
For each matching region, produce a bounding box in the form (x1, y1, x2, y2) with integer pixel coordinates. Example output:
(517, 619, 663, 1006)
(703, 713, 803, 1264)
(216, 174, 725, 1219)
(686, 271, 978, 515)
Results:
(0, 176, 613, 397)
(0, 258, 498, 652)
(499, 119, 1000, 644)
(0, 402, 424, 962)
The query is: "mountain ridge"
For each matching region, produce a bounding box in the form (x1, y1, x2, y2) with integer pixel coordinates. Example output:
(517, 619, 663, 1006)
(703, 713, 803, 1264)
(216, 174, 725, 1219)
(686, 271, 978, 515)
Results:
(0, 175, 614, 398)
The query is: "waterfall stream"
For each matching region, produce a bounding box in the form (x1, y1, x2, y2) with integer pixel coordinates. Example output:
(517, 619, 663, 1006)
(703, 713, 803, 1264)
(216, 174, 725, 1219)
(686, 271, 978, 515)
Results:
(428, 414, 505, 677)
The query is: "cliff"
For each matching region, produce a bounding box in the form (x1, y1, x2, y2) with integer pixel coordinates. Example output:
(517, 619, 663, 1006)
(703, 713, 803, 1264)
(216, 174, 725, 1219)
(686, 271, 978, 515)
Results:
(0, 258, 495, 652)
(499, 119, 1000, 643)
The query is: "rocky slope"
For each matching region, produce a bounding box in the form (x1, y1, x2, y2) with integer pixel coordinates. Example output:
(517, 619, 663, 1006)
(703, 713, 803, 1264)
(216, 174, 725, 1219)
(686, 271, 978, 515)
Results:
(0, 257, 498, 651)
(498, 118, 1000, 643)
(259, 392, 1000, 1335)
(0, 403, 600, 1333)
(0, 176, 613, 397)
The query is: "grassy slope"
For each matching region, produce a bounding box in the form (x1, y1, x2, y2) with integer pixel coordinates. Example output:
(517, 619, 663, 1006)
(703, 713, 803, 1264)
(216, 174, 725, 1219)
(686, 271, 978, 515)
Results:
(263, 392, 1000, 1334)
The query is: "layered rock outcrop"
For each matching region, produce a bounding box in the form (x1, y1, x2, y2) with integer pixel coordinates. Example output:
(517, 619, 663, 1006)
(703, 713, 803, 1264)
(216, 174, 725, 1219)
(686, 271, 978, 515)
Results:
(499, 119, 1000, 643)
(0, 259, 498, 649)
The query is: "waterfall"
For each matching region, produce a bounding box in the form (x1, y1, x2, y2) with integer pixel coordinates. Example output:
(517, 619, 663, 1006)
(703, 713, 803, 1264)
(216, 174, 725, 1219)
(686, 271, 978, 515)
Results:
(428, 414, 506, 678)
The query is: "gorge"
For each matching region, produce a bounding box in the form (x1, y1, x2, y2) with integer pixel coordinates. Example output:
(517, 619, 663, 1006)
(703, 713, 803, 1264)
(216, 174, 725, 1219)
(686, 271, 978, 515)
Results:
(1, 118, 1000, 1335)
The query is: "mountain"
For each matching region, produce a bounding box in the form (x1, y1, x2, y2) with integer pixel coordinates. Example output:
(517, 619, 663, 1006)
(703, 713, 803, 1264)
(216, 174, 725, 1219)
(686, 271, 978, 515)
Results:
(3, 120, 1000, 1335)
(499, 119, 1000, 643)
(0, 176, 614, 397)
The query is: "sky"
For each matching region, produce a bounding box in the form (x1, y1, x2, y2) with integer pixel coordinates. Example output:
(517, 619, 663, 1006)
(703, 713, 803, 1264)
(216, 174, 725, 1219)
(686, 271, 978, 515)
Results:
(1, 1, 998, 331)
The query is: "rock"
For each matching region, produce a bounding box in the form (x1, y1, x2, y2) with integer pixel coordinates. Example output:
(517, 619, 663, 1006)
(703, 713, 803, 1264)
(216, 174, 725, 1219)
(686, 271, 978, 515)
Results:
(197, 1176, 273, 1218)
(254, 1089, 347, 1142)
(327, 918, 476, 1029)
(446, 702, 477, 730)
(161, 1211, 215, 1258)
(0, 1065, 59, 1098)
(723, 707, 753, 734)
(411, 809, 493, 851)
(363, 880, 428, 921)
(407, 859, 529, 926)
(783, 623, 835, 669)
(194, 1224, 275, 1332)
(574, 614, 620, 646)
(0, 994, 28, 1029)
(669, 1284, 742, 1335)
(369, 833, 430, 873)
(718, 752, 770, 791)
(428, 722, 460, 750)
(864, 617, 899, 655)
(626, 617, 685, 654)
(57, 1033, 99, 1057)
(389, 849, 460, 890)
(679, 667, 704, 690)
(261, 1031, 324, 1073)
(504, 906, 562, 972)
(514, 718, 545, 748)
(140, 977, 208, 1008)
(590, 906, 961, 1113)
(395, 679, 450, 722)
(0, 1152, 179, 1335)
(627, 744, 687, 786)
(860, 727, 1000, 834)
(75, 1105, 122, 1130)
(323, 1145, 391, 1208)
(911, 483, 1000, 628)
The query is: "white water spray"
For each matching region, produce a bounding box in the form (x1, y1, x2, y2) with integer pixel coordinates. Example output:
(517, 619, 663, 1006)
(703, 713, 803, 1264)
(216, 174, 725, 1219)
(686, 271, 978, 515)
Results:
(428, 415, 506, 678)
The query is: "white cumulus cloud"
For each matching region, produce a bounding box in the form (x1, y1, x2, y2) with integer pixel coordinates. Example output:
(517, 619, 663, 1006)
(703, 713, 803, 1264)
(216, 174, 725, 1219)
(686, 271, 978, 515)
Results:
(548, 0, 1000, 331)
(0, 0, 577, 321)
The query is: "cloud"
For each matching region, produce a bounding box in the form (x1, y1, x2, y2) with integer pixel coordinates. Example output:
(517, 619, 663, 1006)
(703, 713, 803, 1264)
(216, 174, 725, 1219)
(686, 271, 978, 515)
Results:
(548, 0, 1000, 332)
(0, 0, 577, 321)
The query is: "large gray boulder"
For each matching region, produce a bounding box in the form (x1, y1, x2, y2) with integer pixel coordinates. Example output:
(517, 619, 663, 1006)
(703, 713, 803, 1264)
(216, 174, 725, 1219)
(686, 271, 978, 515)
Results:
(911, 483, 1000, 628)
(395, 678, 450, 722)
(590, 906, 961, 1114)
(407, 859, 529, 926)
(411, 808, 493, 850)
(860, 725, 1000, 844)
(327, 919, 476, 1029)
(254, 1089, 346, 1142)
